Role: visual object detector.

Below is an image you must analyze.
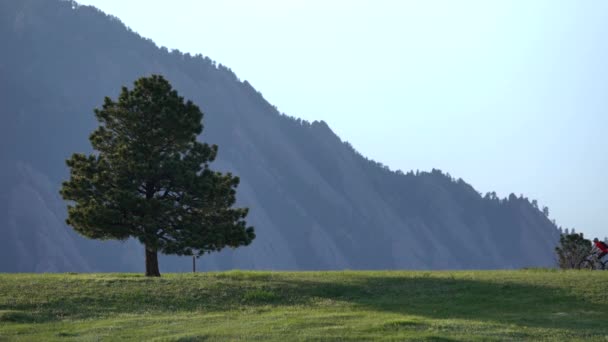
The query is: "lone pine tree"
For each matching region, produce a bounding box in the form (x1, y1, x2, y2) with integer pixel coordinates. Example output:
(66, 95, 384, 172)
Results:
(60, 75, 255, 276)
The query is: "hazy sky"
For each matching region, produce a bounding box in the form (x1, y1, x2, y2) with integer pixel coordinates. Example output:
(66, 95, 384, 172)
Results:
(77, 0, 607, 239)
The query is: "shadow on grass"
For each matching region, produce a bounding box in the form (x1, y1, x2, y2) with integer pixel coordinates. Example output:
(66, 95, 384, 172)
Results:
(0, 272, 605, 336)
(280, 273, 607, 337)
(288, 276, 604, 330)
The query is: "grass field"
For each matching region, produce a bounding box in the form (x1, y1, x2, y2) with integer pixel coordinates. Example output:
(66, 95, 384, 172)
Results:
(0, 270, 607, 341)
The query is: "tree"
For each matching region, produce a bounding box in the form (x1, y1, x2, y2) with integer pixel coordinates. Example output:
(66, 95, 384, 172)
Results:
(60, 75, 255, 276)
(555, 232, 591, 269)
(542, 206, 549, 217)
(531, 199, 538, 209)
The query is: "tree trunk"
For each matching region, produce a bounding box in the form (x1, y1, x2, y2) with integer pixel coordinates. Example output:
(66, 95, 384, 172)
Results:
(145, 247, 161, 277)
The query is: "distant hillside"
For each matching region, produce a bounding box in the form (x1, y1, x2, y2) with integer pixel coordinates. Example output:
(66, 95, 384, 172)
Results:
(0, 0, 560, 272)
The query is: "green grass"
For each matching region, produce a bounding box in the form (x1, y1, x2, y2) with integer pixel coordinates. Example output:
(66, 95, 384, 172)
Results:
(0, 270, 607, 341)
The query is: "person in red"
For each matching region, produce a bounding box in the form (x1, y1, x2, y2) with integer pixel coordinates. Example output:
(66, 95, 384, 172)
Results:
(593, 238, 608, 260)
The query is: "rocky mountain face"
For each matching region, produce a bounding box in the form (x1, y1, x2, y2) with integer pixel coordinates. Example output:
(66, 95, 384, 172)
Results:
(0, 0, 560, 273)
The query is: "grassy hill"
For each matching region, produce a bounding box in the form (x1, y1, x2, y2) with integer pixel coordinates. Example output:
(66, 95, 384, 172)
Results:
(0, 270, 606, 341)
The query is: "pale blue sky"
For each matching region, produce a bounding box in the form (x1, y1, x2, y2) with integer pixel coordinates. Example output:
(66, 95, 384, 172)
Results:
(77, 0, 607, 239)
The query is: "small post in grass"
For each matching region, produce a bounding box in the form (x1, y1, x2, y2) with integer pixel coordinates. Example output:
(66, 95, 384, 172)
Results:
(192, 255, 196, 273)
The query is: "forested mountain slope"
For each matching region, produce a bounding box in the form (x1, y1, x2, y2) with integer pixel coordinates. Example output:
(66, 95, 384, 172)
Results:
(0, 0, 560, 272)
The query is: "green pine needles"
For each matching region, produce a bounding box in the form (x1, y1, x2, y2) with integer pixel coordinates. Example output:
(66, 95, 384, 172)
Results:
(60, 75, 255, 276)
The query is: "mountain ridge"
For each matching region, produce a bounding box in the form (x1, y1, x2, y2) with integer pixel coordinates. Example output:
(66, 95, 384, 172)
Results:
(0, 0, 561, 272)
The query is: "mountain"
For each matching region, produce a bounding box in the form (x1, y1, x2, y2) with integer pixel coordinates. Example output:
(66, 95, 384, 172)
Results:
(0, 0, 561, 272)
